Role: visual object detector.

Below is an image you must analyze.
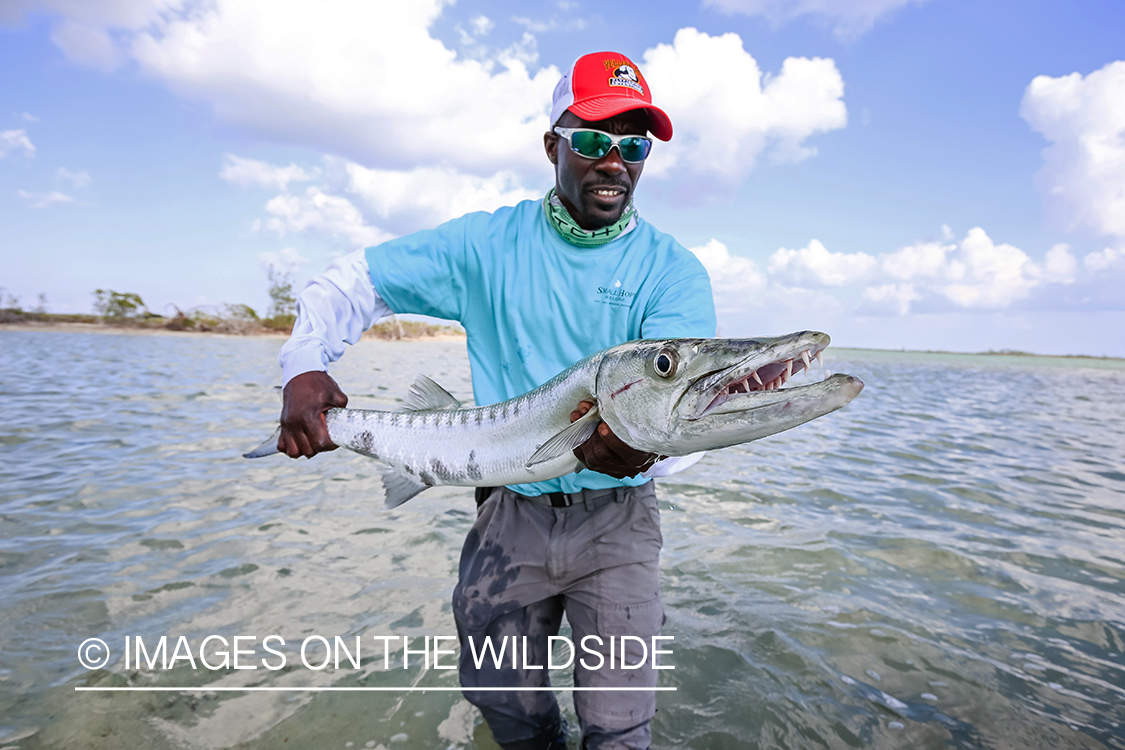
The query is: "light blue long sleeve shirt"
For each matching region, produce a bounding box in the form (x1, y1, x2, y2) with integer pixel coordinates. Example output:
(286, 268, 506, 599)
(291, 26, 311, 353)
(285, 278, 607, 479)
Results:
(365, 198, 716, 496)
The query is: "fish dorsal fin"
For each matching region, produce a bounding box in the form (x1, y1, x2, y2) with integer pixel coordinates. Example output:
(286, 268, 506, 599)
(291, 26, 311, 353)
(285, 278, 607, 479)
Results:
(400, 375, 463, 412)
(377, 465, 431, 508)
(526, 404, 600, 468)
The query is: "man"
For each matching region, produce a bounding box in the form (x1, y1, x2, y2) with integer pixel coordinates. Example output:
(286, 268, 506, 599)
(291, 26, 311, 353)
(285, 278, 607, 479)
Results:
(276, 51, 716, 750)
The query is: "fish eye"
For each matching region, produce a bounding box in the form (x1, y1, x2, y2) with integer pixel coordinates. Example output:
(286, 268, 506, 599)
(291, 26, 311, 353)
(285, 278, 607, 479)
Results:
(653, 348, 678, 378)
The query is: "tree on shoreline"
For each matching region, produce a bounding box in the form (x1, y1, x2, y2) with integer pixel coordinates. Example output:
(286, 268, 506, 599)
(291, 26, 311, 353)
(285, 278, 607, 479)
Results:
(266, 268, 296, 326)
(93, 289, 147, 320)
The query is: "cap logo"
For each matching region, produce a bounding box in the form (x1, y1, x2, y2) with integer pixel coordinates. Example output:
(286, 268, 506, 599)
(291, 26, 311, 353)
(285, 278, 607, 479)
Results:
(607, 64, 643, 95)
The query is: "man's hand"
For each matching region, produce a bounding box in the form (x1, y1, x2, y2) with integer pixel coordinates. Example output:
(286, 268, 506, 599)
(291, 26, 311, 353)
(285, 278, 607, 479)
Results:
(570, 401, 665, 479)
(278, 371, 349, 459)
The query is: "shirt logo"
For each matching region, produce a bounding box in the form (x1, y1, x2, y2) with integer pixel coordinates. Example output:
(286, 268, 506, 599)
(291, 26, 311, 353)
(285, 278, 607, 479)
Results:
(596, 279, 637, 308)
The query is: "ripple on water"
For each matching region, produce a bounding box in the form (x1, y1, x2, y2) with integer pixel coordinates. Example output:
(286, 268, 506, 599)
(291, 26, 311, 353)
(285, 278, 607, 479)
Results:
(1, 332, 1124, 748)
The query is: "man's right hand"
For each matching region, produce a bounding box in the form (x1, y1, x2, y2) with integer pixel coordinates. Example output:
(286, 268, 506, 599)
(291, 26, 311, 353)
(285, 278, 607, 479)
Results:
(278, 371, 349, 458)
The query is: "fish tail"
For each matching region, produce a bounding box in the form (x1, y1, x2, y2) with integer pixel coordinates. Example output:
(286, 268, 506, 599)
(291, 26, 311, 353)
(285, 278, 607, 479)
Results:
(243, 426, 282, 458)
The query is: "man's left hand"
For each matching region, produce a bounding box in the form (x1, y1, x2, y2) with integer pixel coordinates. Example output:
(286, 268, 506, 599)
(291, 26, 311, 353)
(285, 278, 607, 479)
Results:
(570, 401, 665, 479)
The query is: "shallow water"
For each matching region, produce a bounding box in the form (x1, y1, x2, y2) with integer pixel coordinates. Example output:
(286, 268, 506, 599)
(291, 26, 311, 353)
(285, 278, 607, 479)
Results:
(1, 330, 1123, 749)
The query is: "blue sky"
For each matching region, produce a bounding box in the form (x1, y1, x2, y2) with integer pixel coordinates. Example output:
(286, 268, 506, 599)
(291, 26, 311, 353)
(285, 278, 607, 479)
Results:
(2, 0, 1123, 356)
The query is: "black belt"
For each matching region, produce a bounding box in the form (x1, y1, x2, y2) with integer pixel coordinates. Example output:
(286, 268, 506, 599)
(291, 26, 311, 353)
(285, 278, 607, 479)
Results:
(538, 491, 579, 508)
(519, 487, 623, 509)
(475, 486, 629, 509)
(475, 486, 579, 508)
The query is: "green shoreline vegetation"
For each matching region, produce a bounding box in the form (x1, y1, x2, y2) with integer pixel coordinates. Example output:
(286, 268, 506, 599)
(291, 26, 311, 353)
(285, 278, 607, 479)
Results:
(0, 281, 464, 341)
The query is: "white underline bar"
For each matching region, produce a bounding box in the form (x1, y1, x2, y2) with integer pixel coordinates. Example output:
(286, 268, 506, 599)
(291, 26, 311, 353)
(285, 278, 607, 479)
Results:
(75, 686, 675, 692)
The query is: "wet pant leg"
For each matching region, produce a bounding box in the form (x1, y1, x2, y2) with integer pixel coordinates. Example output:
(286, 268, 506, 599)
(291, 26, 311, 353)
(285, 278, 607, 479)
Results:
(566, 558, 663, 750)
(454, 483, 664, 750)
(455, 597, 566, 747)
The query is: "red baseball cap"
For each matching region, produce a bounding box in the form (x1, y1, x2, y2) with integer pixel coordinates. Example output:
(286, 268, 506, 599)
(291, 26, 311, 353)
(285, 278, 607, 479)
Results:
(550, 51, 673, 141)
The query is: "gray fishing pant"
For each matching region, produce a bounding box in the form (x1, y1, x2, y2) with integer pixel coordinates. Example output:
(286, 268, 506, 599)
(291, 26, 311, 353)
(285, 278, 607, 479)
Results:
(453, 482, 665, 750)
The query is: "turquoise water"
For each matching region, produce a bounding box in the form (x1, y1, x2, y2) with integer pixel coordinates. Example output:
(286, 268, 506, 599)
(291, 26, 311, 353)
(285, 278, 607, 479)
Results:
(1, 330, 1123, 749)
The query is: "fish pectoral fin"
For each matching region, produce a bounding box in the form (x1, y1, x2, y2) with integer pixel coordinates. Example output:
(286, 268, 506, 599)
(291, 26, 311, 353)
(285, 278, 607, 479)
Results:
(243, 426, 282, 458)
(400, 375, 464, 412)
(377, 465, 431, 508)
(526, 404, 601, 468)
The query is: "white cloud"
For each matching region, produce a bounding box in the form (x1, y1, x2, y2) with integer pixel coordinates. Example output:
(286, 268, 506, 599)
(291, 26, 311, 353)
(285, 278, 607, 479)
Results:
(695, 227, 1097, 327)
(454, 13, 495, 60)
(57, 167, 91, 188)
(688, 237, 778, 326)
(261, 186, 389, 249)
(882, 239, 953, 280)
(1020, 60, 1125, 238)
(50, 19, 119, 70)
(1044, 243, 1077, 283)
(865, 228, 1080, 311)
(15, 5, 847, 209)
(345, 161, 540, 233)
(220, 154, 316, 191)
(690, 239, 764, 283)
(17, 189, 73, 208)
(512, 9, 586, 33)
(641, 28, 846, 196)
(469, 14, 493, 36)
(227, 152, 540, 244)
(703, 0, 927, 40)
(1, 0, 183, 29)
(768, 239, 875, 286)
(21, 112, 39, 123)
(498, 31, 539, 67)
(861, 283, 918, 316)
(4, 0, 180, 69)
(690, 238, 850, 332)
(258, 247, 310, 274)
(512, 16, 554, 33)
(1, 129, 35, 158)
(689, 238, 766, 311)
(124, 0, 558, 178)
(1083, 246, 1124, 274)
(940, 228, 1042, 308)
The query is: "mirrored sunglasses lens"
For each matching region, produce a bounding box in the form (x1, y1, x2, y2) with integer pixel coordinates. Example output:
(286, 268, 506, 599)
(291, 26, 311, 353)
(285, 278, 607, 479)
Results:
(570, 131, 612, 158)
(619, 137, 652, 162)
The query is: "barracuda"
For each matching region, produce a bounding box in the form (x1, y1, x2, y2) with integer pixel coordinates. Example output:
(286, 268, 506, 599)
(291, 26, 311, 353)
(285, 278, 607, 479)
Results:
(244, 331, 864, 507)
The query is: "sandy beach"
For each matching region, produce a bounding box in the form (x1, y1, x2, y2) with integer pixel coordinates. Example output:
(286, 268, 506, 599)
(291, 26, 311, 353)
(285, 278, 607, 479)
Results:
(0, 320, 467, 341)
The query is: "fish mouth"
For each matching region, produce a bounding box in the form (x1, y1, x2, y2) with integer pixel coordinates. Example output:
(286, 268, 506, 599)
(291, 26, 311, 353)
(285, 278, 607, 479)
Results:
(684, 332, 838, 420)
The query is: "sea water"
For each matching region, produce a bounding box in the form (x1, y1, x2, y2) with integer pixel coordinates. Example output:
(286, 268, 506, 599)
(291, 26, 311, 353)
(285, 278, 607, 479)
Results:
(1, 330, 1123, 749)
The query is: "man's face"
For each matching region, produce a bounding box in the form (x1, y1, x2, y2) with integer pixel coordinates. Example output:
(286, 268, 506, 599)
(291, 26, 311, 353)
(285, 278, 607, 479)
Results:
(544, 109, 649, 231)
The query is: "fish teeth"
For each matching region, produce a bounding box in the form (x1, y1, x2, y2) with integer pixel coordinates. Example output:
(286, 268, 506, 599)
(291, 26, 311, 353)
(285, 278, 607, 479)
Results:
(801, 349, 812, 370)
(815, 350, 824, 368)
(785, 360, 793, 379)
(751, 370, 763, 385)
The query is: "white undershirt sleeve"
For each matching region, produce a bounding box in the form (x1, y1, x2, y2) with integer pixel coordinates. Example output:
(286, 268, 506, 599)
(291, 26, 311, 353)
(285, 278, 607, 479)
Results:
(277, 248, 392, 387)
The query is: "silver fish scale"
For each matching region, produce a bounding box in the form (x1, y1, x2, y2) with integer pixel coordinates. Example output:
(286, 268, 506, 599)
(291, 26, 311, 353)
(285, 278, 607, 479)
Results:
(322, 358, 598, 487)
